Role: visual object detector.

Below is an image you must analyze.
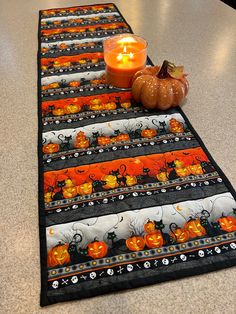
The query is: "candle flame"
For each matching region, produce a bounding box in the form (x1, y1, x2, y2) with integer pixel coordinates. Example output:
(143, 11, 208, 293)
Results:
(129, 52, 134, 59)
(123, 46, 127, 53)
(117, 53, 123, 61)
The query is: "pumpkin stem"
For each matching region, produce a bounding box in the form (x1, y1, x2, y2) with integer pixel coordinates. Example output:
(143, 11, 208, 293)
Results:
(157, 60, 170, 79)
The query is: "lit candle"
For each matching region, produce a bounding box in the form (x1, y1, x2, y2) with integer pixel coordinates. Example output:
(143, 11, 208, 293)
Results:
(103, 34, 147, 89)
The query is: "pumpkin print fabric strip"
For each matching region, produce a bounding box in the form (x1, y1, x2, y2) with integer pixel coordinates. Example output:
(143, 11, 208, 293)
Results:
(38, 4, 236, 306)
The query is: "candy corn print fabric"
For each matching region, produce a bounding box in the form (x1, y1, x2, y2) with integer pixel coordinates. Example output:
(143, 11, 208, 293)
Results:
(38, 3, 236, 306)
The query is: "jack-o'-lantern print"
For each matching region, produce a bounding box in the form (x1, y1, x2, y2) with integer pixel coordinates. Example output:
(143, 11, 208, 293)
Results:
(176, 167, 191, 177)
(102, 175, 119, 189)
(52, 108, 65, 116)
(87, 241, 108, 259)
(74, 137, 90, 149)
(44, 191, 54, 203)
(125, 175, 137, 186)
(144, 220, 156, 233)
(115, 133, 130, 143)
(64, 104, 81, 114)
(126, 236, 145, 251)
(169, 118, 184, 133)
(170, 223, 190, 243)
(217, 215, 236, 232)
(47, 243, 71, 267)
(77, 182, 93, 195)
(184, 218, 206, 238)
(103, 102, 117, 110)
(98, 136, 111, 146)
(144, 231, 164, 248)
(141, 128, 157, 139)
(120, 101, 131, 109)
(43, 143, 59, 154)
(62, 186, 77, 199)
(156, 171, 168, 182)
(188, 164, 203, 175)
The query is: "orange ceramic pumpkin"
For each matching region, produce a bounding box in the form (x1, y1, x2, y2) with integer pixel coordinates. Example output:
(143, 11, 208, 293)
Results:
(64, 104, 81, 114)
(144, 220, 156, 233)
(102, 175, 119, 190)
(62, 186, 78, 199)
(170, 226, 190, 243)
(47, 243, 71, 267)
(132, 61, 189, 110)
(144, 231, 164, 248)
(87, 241, 108, 259)
(43, 143, 60, 154)
(126, 236, 145, 251)
(184, 218, 206, 238)
(141, 128, 157, 139)
(217, 215, 236, 232)
(98, 136, 111, 146)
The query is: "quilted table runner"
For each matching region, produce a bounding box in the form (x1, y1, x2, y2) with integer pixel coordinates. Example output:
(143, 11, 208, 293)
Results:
(38, 3, 236, 306)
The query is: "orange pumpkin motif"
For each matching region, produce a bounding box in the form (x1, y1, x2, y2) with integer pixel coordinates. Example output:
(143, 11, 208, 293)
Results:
(43, 143, 60, 154)
(144, 231, 164, 248)
(115, 134, 130, 143)
(184, 218, 206, 238)
(47, 243, 71, 267)
(141, 128, 157, 139)
(44, 191, 54, 203)
(69, 81, 80, 88)
(170, 225, 190, 243)
(62, 186, 77, 199)
(169, 118, 185, 133)
(126, 236, 145, 251)
(188, 164, 203, 175)
(65, 178, 74, 187)
(156, 171, 168, 182)
(59, 43, 68, 50)
(89, 103, 104, 111)
(103, 102, 117, 110)
(64, 104, 81, 114)
(176, 167, 191, 178)
(121, 101, 131, 109)
(144, 220, 156, 233)
(102, 175, 118, 190)
(74, 138, 90, 149)
(98, 136, 111, 146)
(125, 175, 137, 187)
(77, 182, 93, 195)
(87, 241, 108, 259)
(218, 215, 236, 232)
(132, 61, 189, 110)
(52, 108, 65, 116)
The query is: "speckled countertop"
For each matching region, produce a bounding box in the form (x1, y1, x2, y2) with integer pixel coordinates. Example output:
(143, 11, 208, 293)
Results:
(1, 0, 236, 313)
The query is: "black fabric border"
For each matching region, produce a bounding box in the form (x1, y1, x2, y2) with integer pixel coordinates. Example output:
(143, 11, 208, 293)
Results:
(38, 3, 236, 307)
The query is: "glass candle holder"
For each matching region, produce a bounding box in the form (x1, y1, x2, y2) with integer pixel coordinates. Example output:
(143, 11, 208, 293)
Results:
(103, 34, 147, 89)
